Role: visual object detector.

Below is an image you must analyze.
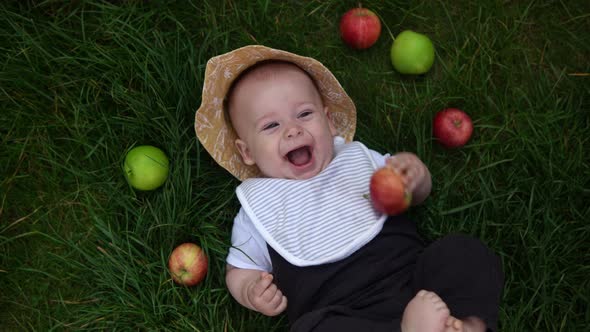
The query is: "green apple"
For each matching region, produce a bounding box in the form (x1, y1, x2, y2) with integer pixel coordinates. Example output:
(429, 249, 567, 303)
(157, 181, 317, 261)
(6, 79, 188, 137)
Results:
(123, 145, 169, 190)
(390, 30, 435, 74)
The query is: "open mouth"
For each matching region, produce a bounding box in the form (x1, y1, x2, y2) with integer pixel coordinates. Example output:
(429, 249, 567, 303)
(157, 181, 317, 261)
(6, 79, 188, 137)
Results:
(286, 146, 312, 166)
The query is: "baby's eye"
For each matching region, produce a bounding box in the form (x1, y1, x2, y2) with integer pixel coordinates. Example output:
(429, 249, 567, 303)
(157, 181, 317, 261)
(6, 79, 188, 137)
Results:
(298, 111, 313, 118)
(262, 122, 279, 131)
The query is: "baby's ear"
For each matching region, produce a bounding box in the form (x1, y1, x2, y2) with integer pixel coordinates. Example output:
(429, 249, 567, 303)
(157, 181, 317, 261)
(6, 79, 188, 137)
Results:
(235, 139, 255, 166)
(325, 106, 338, 136)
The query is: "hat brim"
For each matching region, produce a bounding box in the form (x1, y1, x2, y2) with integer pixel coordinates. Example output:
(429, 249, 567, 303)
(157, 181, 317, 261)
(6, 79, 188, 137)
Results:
(195, 45, 356, 181)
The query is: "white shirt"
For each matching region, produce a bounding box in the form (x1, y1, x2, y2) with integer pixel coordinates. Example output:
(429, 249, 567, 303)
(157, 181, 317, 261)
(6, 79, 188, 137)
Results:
(226, 138, 390, 272)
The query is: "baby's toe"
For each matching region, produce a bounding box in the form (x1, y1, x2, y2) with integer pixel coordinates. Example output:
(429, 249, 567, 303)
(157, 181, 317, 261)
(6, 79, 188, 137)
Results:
(444, 316, 463, 331)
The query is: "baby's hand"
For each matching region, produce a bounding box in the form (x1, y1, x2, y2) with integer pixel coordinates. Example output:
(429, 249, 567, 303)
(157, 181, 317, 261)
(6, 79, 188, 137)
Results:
(247, 272, 288, 316)
(386, 152, 430, 195)
(387, 152, 427, 192)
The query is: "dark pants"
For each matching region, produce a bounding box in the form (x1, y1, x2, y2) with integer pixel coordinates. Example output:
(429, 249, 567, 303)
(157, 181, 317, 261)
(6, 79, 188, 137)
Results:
(267, 216, 504, 332)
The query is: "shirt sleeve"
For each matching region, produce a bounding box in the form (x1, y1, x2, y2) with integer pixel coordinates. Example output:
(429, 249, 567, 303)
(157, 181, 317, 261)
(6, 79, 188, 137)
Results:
(226, 208, 272, 272)
(368, 148, 390, 168)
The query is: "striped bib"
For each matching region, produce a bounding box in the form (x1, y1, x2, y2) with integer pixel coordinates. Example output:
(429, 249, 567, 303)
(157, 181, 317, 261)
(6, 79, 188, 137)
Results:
(236, 140, 386, 267)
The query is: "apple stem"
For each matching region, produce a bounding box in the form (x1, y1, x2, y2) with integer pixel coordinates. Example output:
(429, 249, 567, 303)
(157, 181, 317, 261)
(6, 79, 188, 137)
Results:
(453, 119, 462, 127)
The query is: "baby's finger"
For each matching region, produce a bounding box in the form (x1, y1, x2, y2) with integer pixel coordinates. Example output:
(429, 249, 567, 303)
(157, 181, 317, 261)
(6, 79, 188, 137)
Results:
(403, 165, 413, 178)
(261, 283, 278, 302)
(387, 158, 407, 175)
(268, 289, 284, 308)
(401, 176, 415, 192)
(387, 155, 404, 168)
(274, 295, 288, 314)
(251, 273, 273, 296)
(404, 168, 419, 190)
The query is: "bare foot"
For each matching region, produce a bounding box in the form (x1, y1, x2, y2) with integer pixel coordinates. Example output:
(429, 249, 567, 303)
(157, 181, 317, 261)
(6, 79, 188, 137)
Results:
(401, 290, 450, 332)
(444, 316, 463, 331)
(444, 316, 487, 332)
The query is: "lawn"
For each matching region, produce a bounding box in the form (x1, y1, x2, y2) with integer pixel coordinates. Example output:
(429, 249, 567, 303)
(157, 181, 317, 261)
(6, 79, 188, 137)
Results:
(1, 1, 589, 331)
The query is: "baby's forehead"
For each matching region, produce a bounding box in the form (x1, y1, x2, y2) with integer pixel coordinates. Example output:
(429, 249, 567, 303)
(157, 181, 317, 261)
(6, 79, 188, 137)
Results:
(229, 61, 319, 102)
(226, 61, 323, 123)
(237, 61, 308, 86)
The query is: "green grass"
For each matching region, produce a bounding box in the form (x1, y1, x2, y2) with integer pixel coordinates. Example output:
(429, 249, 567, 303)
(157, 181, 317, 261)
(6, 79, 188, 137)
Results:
(1, 0, 588, 330)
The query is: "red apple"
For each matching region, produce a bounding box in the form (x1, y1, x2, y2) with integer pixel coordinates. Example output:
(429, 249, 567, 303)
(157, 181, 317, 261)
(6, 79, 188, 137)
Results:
(433, 108, 474, 148)
(370, 166, 412, 215)
(339, 7, 381, 49)
(168, 243, 208, 286)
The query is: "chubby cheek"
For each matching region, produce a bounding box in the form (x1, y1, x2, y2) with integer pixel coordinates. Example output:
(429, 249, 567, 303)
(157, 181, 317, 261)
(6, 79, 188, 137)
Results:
(257, 158, 286, 178)
(253, 138, 284, 169)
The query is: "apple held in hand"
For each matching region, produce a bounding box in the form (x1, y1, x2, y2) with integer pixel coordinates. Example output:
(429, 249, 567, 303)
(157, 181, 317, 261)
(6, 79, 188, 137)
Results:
(123, 145, 169, 191)
(168, 243, 208, 286)
(433, 108, 474, 148)
(340, 7, 382, 49)
(390, 30, 435, 74)
(370, 166, 412, 215)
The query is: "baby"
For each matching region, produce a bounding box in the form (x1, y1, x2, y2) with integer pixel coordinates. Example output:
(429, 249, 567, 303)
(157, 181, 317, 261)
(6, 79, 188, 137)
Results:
(195, 45, 503, 332)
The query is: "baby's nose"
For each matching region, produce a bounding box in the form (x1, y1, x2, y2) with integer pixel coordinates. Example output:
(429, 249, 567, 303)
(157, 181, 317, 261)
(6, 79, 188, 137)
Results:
(285, 125, 303, 138)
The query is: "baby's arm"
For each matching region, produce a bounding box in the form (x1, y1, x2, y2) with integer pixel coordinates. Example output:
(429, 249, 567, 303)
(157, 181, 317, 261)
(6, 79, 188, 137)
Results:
(225, 264, 288, 316)
(387, 152, 432, 206)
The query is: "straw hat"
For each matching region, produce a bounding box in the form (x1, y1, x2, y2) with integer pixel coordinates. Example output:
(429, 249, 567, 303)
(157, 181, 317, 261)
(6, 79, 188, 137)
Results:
(195, 45, 357, 181)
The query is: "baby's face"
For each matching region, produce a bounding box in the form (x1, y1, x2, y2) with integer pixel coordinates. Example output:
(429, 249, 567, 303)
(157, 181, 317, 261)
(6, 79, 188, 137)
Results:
(230, 66, 337, 180)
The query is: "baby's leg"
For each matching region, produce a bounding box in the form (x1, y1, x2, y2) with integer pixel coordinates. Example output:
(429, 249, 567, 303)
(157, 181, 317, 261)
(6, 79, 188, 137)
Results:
(413, 234, 503, 331)
(401, 290, 450, 332)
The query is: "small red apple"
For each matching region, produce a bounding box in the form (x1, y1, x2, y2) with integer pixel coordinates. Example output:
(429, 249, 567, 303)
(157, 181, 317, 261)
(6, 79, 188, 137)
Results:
(168, 243, 208, 286)
(339, 7, 382, 49)
(370, 166, 412, 215)
(433, 108, 474, 148)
